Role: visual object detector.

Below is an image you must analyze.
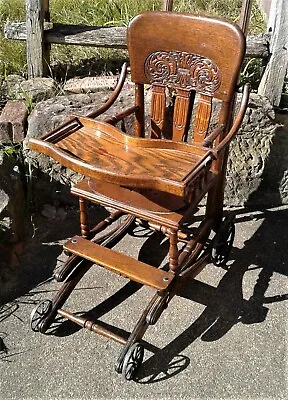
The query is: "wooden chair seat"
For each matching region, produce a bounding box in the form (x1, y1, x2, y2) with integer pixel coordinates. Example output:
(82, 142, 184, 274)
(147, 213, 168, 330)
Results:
(29, 115, 216, 201)
(71, 176, 216, 229)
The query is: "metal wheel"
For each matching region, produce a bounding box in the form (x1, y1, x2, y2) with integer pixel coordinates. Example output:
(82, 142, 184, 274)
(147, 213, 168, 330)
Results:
(211, 217, 235, 267)
(122, 342, 144, 381)
(30, 300, 52, 332)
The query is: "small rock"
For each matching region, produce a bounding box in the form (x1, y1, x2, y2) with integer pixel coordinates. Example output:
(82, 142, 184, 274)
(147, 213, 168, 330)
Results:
(0, 100, 28, 143)
(56, 207, 67, 221)
(1, 74, 25, 99)
(41, 204, 57, 219)
(64, 76, 117, 94)
(2, 75, 57, 103)
(19, 78, 57, 102)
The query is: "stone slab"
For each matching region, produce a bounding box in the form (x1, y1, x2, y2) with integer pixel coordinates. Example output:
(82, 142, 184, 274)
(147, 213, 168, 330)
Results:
(64, 76, 118, 94)
(0, 100, 28, 142)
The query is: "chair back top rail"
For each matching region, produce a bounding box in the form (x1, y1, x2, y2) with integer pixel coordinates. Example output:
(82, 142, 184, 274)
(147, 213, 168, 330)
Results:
(127, 12, 246, 102)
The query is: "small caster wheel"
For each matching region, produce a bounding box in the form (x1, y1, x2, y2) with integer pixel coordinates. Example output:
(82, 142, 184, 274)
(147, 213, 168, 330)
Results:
(211, 216, 235, 267)
(122, 342, 144, 381)
(30, 300, 52, 332)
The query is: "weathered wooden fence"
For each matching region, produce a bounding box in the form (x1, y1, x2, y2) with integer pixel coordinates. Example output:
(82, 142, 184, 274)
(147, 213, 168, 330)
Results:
(258, 0, 288, 105)
(3, 0, 288, 106)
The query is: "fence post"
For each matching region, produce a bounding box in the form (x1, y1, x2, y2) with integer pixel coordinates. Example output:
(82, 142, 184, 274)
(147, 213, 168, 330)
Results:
(258, 0, 288, 105)
(26, 0, 50, 78)
(238, 0, 252, 35)
(162, 0, 173, 10)
(256, 0, 271, 21)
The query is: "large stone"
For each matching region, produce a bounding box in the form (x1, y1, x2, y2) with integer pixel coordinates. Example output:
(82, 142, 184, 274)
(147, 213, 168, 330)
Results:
(225, 93, 282, 206)
(25, 89, 135, 142)
(64, 76, 117, 94)
(0, 149, 32, 261)
(1, 74, 25, 100)
(0, 151, 29, 285)
(19, 77, 57, 103)
(244, 109, 288, 205)
(2, 75, 57, 103)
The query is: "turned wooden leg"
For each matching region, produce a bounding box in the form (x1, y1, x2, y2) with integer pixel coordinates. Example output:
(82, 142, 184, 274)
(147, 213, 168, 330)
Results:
(79, 197, 89, 237)
(168, 229, 179, 272)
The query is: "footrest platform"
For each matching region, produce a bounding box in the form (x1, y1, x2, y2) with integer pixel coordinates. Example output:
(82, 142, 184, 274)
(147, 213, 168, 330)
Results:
(64, 235, 174, 290)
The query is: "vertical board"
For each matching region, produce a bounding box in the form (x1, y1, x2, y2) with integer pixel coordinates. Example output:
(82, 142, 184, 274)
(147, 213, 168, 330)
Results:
(26, 0, 50, 77)
(238, 0, 252, 35)
(162, 0, 173, 11)
(258, 0, 288, 105)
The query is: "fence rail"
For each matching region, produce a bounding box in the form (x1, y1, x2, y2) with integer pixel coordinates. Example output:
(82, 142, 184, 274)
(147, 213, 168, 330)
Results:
(3, 0, 288, 106)
(4, 22, 270, 58)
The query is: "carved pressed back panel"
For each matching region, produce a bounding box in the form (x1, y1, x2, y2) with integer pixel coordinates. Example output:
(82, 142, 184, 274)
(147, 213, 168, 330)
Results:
(127, 12, 245, 143)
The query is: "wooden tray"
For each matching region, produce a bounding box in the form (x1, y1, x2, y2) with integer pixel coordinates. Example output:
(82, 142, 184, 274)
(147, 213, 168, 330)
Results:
(29, 115, 216, 199)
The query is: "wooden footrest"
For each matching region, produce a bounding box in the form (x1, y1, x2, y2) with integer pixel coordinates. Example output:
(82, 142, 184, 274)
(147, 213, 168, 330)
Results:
(64, 235, 174, 290)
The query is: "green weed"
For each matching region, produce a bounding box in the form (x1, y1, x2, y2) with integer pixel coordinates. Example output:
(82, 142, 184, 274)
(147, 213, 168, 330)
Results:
(0, 0, 265, 80)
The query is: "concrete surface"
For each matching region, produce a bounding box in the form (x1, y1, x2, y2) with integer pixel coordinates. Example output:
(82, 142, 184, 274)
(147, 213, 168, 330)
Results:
(0, 205, 287, 399)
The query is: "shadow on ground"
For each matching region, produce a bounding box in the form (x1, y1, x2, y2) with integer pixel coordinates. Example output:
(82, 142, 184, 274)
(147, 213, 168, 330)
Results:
(1, 207, 287, 381)
(0, 205, 108, 304)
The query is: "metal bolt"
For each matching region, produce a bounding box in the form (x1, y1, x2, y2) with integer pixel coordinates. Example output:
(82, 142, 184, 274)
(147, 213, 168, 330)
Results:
(71, 238, 77, 244)
(163, 277, 169, 282)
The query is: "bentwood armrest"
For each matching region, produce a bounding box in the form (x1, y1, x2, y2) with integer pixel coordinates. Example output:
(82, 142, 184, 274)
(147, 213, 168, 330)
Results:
(86, 62, 129, 119)
(213, 84, 250, 156)
(201, 125, 225, 147)
(103, 105, 140, 126)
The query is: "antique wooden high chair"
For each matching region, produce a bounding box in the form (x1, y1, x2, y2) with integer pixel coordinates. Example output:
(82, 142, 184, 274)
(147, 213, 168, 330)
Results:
(29, 11, 249, 380)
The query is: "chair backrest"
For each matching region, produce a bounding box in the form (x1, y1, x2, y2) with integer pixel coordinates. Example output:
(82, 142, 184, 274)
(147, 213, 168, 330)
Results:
(127, 12, 246, 143)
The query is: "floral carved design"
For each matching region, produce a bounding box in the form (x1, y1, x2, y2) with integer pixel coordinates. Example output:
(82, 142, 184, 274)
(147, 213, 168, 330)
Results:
(145, 51, 221, 96)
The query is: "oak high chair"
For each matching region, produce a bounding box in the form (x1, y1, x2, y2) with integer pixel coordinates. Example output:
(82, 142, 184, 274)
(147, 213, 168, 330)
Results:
(29, 11, 249, 380)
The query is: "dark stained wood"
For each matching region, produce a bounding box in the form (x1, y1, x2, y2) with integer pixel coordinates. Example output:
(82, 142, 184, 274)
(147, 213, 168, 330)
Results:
(213, 84, 250, 156)
(150, 85, 166, 139)
(103, 106, 139, 126)
(172, 89, 191, 142)
(64, 235, 174, 290)
(134, 83, 145, 138)
(58, 309, 127, 345)
(79, 197, 89, 237)
(71, 177, 215, 230)
(168, 230, 179, 272)
(193, 95, 212, 144)
(29, 11, 249, 233)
